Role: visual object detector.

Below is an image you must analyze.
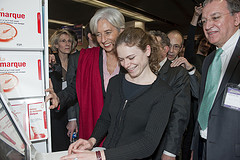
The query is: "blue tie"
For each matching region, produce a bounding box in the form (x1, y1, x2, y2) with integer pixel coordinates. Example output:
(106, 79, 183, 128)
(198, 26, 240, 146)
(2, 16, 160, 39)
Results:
(198, 48, 223, 130)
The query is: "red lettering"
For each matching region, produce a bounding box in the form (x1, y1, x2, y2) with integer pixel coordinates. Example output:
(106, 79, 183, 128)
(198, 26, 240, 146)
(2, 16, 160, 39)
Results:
(0, 62, 27, 68)
(0, 12, 26, 19)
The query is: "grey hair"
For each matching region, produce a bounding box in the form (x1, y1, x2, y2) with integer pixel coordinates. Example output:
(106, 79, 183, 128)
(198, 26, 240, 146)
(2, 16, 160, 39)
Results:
(89, 7, 125, 35)
(203, 0, 240, 15)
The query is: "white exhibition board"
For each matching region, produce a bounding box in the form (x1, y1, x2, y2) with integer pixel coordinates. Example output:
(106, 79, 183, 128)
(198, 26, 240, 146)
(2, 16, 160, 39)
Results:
(0, 51, 45, 99)
(0, 0, 43, 50)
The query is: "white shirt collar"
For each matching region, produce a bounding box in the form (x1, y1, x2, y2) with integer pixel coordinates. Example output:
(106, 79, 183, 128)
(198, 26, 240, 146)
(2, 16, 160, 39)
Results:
(220, 29, 240, 53)
(159, 57, 168, 69)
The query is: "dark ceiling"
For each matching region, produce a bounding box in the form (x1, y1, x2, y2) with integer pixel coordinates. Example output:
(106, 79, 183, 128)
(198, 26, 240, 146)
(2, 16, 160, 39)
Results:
(48, 0, 204, 36)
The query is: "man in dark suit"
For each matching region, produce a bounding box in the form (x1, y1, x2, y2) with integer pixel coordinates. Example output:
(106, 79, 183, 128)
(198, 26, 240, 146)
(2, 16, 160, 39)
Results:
(191, 0, 240, 159)
(149, 30, 191, 160)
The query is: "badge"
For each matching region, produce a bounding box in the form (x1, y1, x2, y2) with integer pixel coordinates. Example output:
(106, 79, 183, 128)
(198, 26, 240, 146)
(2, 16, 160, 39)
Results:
(222, 83, 240, 111)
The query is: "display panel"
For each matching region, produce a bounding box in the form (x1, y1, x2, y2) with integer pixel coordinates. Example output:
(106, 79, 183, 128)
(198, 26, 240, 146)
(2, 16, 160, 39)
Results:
(0, 0, 43, 50)
(0, 51, 44, 98)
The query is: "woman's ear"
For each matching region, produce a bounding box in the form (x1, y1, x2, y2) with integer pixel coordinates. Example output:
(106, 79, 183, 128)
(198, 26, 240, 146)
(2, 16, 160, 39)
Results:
(119, 28, 124, 34)
(146, 45, 151, 57)
(88, 33, 93, 41)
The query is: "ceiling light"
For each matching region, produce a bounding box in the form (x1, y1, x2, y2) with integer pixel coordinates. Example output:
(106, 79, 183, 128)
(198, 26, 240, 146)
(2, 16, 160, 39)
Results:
(48, 19, 74, 26)
(72, 0, 154, 22)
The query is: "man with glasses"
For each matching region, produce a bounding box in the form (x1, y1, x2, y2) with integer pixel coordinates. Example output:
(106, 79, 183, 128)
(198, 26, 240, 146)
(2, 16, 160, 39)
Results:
(167, 30, 184, 62)
(191, 0, 240, 159)
(149, 30, 191, 160)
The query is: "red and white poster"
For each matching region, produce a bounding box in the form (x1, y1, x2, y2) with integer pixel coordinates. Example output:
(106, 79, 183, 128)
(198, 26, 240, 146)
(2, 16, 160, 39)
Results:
(0, 0, 43, 50)
(10, 98, 48, 141)
(27, 101, 47, 141)
(0, 51, 44, 98)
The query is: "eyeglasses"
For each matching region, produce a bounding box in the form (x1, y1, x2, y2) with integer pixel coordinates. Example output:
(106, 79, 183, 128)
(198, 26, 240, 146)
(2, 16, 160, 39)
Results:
(169, 44, 181, 51)
(59, 39, 72, 43)
(198, 12, 232, 27)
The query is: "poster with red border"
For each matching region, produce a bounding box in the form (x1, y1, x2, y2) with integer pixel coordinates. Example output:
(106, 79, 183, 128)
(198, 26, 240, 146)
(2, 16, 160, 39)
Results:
(10, 97, 48, 141)
(0, 51, 44, 99)
(0, 0, 43, 50)
(28, 101, 47, 141)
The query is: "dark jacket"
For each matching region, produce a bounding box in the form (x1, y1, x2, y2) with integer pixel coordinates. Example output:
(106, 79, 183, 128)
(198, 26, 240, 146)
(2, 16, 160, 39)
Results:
(153, 60, 191, 158)
(66, 51, 80, 120)
(49, 53, 70, 151)
(91, 74, 174, 160)
(192, 37, 240, 160)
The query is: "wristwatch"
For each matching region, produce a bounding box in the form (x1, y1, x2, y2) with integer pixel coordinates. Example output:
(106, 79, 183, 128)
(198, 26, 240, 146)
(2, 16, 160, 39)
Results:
(187, 66, 195, 72)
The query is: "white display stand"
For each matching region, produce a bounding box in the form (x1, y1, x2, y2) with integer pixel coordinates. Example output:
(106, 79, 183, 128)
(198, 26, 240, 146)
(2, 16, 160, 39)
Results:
(0, 0, 43, 50)
(0, 0, 51, 154)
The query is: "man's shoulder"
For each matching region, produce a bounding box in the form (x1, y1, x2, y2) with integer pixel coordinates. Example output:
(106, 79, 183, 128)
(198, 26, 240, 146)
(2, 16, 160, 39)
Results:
(165, 60, 188, 75)
(159, 59, 189, 87)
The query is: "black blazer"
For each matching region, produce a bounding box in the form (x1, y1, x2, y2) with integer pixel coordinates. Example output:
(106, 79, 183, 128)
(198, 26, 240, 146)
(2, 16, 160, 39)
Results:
(66, 51, 80, 120)
(192, 37, 240, 160)
(153, 59, 191, 159)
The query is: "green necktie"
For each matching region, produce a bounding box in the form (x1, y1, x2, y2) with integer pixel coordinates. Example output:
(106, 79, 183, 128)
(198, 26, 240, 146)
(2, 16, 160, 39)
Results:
(198, 48, 223, 130)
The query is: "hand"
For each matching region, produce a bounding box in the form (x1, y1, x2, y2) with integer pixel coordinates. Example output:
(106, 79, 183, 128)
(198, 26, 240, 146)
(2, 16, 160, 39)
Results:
(67, 120, 78, 141)
(190, 151, 193, 160)
(49, 53, 56, 65)
(191, 4, 203, 26)
(170, 57, 193, 70)
(161, 154, 176, 160)
(45, 78, 60, 109)
(60, 150, 96, 160)
(194, 4, 202, 17)
(68, 138, 96, 155)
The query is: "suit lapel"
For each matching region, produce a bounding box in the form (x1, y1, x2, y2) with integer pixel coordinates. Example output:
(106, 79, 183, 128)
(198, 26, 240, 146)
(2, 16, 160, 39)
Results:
(158, 60, 170, 79)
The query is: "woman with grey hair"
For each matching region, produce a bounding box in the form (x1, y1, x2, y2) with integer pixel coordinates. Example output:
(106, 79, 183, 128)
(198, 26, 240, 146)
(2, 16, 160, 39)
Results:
(89, 7, 125, 35)
(45, 7, 126, 143)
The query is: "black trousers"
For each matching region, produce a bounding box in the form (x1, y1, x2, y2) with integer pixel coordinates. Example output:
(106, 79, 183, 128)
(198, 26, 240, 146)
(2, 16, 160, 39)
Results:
(198, 137, 206, 160)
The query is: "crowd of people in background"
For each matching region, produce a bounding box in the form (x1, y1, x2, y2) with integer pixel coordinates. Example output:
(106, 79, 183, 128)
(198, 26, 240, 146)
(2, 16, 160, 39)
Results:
(46, 0, 240, 159)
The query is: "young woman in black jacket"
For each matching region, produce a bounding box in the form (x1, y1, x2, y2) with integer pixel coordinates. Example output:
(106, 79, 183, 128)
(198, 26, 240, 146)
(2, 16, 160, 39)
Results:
(61, 27, 174, 160)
